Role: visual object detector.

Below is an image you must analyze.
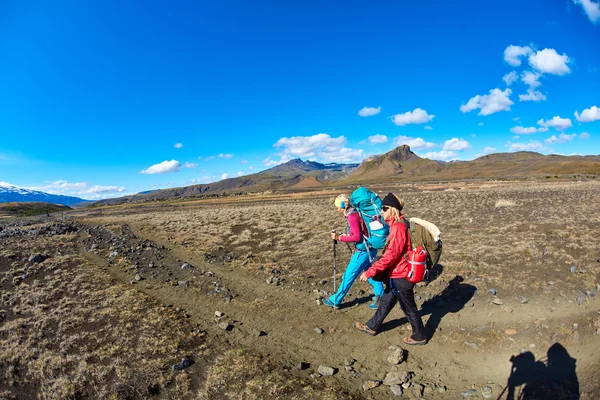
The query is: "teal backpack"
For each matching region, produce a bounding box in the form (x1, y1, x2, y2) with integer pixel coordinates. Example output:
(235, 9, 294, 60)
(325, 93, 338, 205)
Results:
(349, 187, 389, 252)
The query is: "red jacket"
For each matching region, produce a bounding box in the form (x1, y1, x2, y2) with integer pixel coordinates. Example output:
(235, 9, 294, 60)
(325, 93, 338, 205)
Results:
(363, 215, 411, 280)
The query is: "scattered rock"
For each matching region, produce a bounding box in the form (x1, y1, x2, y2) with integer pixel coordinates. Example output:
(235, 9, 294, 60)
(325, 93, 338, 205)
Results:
(504, 329, 517, 335)
(402, 381, 411, 390)
(492, 298, 503, 305)
(488, 288, 497, 295)
(172, 357, 194, 371)
(390, 384, 403, 396)
(253, 329, 267, 337)
(576, 295, 585, 305)
(464, 341, 479, 349)
(462, 388, 477, 397)
(147, 382, 160, 395)
(178, 280, 190, 287)
(412, 383, 424, 398)
(314, 328, 324, 334)
(570, 266, 577, 273)
(362, 380, 381, 391)
(387, 345, 406, 364)
(501, 304, 513, 314)
(344, 358, 356, 367)
(134, 273, 144, 281)
(28, 254, 46, 263)
(181, 263, 192, 269)
(214, 311, 224, 317)
(520, 297, 529, 304)
(438, 386, 447, 393)
(383, 371, 409, 386)
(320, 279, 327, 285)
(481, 386, 493, 398)
(218, 321, 233, 331)
(296, 361, 310, 370)
(317, 366, 336, 376)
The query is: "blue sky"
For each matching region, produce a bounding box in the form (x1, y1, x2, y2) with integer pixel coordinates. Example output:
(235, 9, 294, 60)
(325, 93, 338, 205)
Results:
(1, 0, 599, 199)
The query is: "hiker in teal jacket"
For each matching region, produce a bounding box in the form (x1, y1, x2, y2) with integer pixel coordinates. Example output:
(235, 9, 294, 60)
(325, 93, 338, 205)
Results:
(323, 194, 384, 309)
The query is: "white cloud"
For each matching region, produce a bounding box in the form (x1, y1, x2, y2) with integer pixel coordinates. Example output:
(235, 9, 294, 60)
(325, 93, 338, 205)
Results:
(574, 106, 600, 122)
(572, 0, 600, 24)
(503, 71, 518, 86)
(519, 90, 547, 102)
(184, 162, 198, 169)
(483, 147, 497, 154)
(241, 159, 248, 164)
(174, 143, 183, 149)
(580, 132, 591, 139)
(519, 71, 547, 102)
(237, 171, 244, 176)
(85, 185, 127, 194)
(545, 133, 577, 144)
(424, 126, 433, 130)
(521, 71, 542, 88)
(219, 153, 234, 159)
(422, 150, 458, 161)
(204, 156, 216, 161)
(528, 48, 571, 75)
(263, 157, 279, 167)
(320, 147, 365, 163)
(394, 135, 436, 150)
(221, 173, 229, 180)
(513, 117, 521, 121)
(442, 138, 471, 151)
(507, 141, 545, 152)
(460, 88, 513, 116)
(272, 133, 364, 163)
(504, 45, 533, 66)
(21, 180, 128, 200)
(275, 133, 344, 158)
(0, 181, 15, 187)
(197, 156, 202, 160)
(478, 122, 484, 126)
(358, 106, 381, 117)
(390, 108, 435, 126)
(510, 126, 541, 134)
(139, 160, 181, 174)
(368, 134, 388, 144)
(537, 116, 573, 131)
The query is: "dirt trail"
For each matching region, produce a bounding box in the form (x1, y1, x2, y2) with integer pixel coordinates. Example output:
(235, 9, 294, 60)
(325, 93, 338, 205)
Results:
(78, 220, 600, 399)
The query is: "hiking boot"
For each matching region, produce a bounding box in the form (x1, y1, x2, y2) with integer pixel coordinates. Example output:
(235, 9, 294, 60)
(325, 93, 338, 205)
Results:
(368, 296, 380, 310)
(403, 336, 427, 346)
(322, 298, 339, 309)
(353, 321, 376, 336)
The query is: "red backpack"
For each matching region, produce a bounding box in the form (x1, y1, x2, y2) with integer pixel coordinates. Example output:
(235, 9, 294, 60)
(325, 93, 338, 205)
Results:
(406, 245, 428, 284)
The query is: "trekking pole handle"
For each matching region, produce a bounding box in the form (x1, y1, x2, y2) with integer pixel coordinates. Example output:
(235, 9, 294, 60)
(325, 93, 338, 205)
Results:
(331, 229, 337, 244)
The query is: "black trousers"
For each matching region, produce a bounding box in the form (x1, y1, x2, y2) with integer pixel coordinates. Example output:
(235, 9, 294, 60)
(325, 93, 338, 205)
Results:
(366, 277, 427, 341)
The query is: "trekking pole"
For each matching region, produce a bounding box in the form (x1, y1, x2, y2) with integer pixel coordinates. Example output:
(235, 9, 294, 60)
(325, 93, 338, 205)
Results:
(331, 229, 337, 312)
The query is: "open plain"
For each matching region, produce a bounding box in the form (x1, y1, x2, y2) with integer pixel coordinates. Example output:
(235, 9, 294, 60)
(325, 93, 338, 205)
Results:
(1, 180, 600, 399)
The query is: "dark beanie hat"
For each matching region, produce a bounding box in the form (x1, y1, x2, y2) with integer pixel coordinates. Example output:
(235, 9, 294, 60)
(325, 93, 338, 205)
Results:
(382, 193, 403, 211)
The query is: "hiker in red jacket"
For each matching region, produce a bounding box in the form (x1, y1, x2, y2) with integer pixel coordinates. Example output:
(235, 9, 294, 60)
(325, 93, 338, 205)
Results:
(353, 193, 427, 345)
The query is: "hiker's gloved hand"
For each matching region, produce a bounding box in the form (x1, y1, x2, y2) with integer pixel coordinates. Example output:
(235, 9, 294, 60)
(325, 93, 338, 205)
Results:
(359, 272, 368, 282)
(331, 232, 339, 240)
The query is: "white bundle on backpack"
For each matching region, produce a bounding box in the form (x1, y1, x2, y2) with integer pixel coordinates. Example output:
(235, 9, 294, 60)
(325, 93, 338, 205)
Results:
(409, 217, 441, 242)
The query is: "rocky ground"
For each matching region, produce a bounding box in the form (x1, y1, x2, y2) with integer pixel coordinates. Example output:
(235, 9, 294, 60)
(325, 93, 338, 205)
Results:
(1, 181, 600, 399)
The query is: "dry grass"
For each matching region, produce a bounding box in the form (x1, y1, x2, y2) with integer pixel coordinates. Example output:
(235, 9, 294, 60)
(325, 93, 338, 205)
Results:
(0, 234, 203, 399)
(85, 181, 600, 295)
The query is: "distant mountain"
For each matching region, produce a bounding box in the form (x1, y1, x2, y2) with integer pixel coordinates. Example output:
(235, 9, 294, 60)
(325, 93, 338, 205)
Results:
(92, 148, 600, 206)
(94, 159, 358, 205)
(0, 184, 89, 206)
(346, 145, 444, 181)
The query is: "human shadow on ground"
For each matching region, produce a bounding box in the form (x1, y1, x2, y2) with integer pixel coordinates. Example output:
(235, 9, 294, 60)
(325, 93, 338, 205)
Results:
(498, 342, 579, 400)
(377, 275, 476, 339)
(426, 263, 444, 285)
